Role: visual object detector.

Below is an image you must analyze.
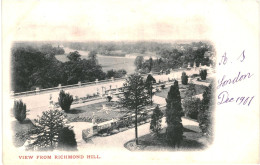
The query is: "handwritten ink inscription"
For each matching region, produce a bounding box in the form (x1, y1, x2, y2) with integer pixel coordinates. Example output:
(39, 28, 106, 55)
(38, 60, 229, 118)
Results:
(217, 50, 255, 106)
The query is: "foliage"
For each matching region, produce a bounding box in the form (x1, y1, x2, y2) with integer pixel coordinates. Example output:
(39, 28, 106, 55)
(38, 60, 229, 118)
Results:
(58, 90, 74, 112)
(26, 109, 68, 151)
(40, 44, 65, 55)
(106, 69, 127, 79)
(165, 80, 184, 147)
(150, 105, 163, 136)
(148, 57, 153, 72)
(120, 74, 150, 144)
(145, 74, 156, 105)
(67, 51, 81, 62)
(107, 96, 112, 102)
(13, 100, 27, 122)
(183, 98, 201, 120)
(57, 127, 77, 151)
(200, 69, 207, 80)
(88, 50, 98, 64)
(198, 84, 214, 141)
(62, 59, 106, 85)
(185, 84, 197, 98)
(134, 56, 144, 70)
(11, 45, 106, 92)
(181, 72, 188, 85)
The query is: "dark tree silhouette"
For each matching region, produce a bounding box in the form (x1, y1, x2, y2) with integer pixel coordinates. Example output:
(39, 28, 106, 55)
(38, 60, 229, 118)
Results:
(150, 105, 163, 136)
(58, 90, 74, 112)
(165, 80, 184, 147)
(145, 74, 156, 105)
(13, 100, 26, 122)
(200, 69, 207, 80)
(67, 51, 81, 62)
(181, 72, 188, 85)
(57, 127, 77, 151)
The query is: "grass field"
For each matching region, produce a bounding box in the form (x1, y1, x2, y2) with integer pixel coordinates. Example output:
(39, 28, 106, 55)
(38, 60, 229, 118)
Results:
(124, 127, 207, 151)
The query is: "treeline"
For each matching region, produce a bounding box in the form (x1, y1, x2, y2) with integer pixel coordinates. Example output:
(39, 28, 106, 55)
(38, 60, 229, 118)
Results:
(63, 41, 214, 55)
(135, 46, 214, 73)
(63, 41, 172, 54)
(11, 45, 126, 93)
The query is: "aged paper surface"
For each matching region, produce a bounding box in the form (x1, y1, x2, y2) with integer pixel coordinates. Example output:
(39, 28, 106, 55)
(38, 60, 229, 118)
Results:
(2, 0, 259, 164)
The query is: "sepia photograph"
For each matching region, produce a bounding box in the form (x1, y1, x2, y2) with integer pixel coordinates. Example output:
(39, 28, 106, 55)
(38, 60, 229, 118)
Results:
(2, 0, 259, 164)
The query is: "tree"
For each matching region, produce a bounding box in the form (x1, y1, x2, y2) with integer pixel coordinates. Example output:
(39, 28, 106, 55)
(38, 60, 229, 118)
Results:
(13, 100, 26, 122)
(181, 72, 188, 85)
(183, 98, 201, 119)
(145, 74, 156, 105)
(165, 80, 184, 147)
(26, 109, 68, 151)
(150, 105, 163, 136)
(57, 127, 77, 151)
(58, 90, 74, 112)
(200, 69, 207, 80)
(134, 56, 144, 70)
(88, 50, 98, 64)
(107, 96, 112, 102)
(198, 84, 214, 141)
(120, 74, 150, 144)
(67, 51, 81, 62)
(148, 57, 153, 72)
(183, 84, 200, 119)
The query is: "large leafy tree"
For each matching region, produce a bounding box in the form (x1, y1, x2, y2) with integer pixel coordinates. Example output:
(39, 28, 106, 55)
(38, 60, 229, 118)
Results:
(67, 51, 81, 62)
(165, 80, 184, 147)
(120, 74, 150, 144)
(26, 109, 69, 151)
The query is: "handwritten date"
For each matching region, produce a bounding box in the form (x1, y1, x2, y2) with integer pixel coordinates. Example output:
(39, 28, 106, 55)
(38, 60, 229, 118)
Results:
(218, 91, 254, 106)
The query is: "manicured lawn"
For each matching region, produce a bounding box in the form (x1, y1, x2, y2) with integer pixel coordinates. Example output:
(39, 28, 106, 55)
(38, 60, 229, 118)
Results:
(124, 127, 207, 151)
(66, 101, 157, 123)
(11, 119, 35, 147)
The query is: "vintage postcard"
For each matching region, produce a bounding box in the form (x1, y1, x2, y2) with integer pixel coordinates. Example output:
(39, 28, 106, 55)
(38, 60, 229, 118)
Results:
(2, 0, 259, 164)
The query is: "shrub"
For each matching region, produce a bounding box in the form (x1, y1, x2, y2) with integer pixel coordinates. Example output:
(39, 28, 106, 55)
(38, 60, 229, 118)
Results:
(13, 100, 26, 122)
(200, 69, 207, 80)
(150, 105, 163, 136)
(183, 98, 201, 120)
(58, 90, 73, 112)
(57, 127, 77, 151)
(107, 96, 112, 102)
(181, 72, 188, 85)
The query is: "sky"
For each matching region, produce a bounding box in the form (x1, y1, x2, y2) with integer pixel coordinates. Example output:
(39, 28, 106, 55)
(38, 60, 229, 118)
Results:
(2, 0, 217, 41)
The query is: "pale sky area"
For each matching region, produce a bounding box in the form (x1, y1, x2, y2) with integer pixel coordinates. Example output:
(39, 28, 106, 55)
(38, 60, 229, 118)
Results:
(3, 0, 214, 41)
(2, 0, 258, 42)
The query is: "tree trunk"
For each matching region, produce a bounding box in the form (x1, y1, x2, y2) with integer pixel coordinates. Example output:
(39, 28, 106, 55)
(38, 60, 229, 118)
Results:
(135, 107, 138, 145)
